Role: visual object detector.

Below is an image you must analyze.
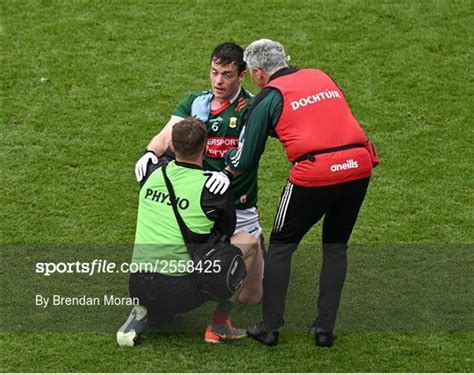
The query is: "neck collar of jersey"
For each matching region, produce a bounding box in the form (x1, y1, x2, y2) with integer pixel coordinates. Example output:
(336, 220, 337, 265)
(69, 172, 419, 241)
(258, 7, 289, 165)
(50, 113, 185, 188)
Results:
(229, 87, 242, 103)
(210, 86, 241, 115)
(211, 86, 241, 105)
(268, 67, 299, 83)
(175, 160, 203, 170)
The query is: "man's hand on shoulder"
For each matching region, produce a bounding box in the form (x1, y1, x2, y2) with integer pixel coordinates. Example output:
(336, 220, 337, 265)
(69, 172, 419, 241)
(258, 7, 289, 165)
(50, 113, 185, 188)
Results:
(204, 169, 234, 195)
(135, 150, 159, 182)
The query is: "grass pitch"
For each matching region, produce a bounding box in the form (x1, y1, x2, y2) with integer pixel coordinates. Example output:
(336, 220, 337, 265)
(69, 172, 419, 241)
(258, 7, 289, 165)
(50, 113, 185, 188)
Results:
(1, 1, 473, 372)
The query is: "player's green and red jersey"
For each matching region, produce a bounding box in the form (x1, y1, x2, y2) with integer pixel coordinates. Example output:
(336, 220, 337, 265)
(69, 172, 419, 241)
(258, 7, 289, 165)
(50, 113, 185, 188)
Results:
(173, 88, 257, 209)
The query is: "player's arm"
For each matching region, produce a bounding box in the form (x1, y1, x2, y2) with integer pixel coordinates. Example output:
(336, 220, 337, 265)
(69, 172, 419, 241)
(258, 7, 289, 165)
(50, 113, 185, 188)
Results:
(135, 94, 198, 182)
(204, 90, 281, 194)
(145, 92, 209, 156)
(134, 116, 183, 182)
(225, 88, 282, 173)
(146, 115, 183, 156)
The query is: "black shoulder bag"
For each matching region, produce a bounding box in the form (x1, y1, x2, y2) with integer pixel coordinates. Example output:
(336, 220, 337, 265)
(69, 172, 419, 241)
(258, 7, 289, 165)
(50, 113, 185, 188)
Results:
(161, 164, 246, 300)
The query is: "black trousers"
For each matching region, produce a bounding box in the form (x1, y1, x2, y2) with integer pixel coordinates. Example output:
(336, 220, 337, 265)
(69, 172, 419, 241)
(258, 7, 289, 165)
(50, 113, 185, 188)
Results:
(262, 177, 370, 332)
(129, 272, 207, 325)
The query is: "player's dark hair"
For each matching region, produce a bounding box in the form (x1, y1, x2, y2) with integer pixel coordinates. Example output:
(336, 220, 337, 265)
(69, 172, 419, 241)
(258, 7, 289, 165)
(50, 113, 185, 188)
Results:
(211, 42, 246, 74)
(172, 118, 207, 160)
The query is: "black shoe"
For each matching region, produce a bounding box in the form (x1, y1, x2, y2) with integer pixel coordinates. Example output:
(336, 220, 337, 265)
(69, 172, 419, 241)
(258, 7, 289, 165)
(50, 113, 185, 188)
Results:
(247, 322, 279, 347)
(315, 330, 335, 348)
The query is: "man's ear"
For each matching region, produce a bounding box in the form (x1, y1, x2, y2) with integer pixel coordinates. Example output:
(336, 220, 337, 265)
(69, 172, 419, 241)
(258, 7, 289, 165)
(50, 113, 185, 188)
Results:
(256, 67, 266, 80)
(239, 69, 246, 82)
(169, 142, 176, 153)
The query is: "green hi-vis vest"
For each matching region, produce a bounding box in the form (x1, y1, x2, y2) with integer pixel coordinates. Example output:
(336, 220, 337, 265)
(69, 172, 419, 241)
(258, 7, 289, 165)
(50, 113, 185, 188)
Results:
(132, 161, 213, 276)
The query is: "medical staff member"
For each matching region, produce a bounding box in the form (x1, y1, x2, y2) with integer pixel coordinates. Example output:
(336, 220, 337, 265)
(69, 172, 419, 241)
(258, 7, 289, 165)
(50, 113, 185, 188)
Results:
(225, 39, 378, 347)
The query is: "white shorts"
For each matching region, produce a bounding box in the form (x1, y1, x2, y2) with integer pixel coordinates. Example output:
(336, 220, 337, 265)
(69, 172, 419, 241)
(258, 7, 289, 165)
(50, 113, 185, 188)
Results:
(234, 207, 262, 238)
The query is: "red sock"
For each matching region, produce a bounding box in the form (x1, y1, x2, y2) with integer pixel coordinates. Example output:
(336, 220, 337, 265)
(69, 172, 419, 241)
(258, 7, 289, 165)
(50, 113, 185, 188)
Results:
(213, 311, 229, 325)
(212, 301, 233, 325)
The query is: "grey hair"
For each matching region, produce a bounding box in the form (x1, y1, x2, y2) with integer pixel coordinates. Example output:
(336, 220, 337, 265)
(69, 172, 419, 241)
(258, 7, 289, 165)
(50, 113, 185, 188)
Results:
(243, 39, 288, 74)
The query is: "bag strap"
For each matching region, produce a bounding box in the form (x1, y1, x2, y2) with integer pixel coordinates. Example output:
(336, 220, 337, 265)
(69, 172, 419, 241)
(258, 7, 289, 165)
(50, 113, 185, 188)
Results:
(161, 164, 193, 252)
(292, 143, 365, 164)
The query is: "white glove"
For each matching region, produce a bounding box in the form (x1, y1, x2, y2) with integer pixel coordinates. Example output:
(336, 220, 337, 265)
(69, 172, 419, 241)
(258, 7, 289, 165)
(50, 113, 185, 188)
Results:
(204, 170, 233, 195)
(191, 93, 212, 122)
(135, 151, 158, 182)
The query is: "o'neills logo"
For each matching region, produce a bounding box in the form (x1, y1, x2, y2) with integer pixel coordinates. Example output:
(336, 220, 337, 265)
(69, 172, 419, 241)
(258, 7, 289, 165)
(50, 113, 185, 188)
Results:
(290, 90, 341, 111)
(330, 159, 359, 172)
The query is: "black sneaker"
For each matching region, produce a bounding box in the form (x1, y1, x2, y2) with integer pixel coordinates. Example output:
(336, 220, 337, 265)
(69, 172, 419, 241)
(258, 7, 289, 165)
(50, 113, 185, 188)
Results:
(315, 330, 335, 348)
(247, 322, 279, 347)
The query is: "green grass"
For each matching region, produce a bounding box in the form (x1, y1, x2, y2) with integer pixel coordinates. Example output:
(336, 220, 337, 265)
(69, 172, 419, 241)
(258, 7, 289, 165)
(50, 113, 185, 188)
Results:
(1, 0, 473, 372)
(1, 332, 472, 372)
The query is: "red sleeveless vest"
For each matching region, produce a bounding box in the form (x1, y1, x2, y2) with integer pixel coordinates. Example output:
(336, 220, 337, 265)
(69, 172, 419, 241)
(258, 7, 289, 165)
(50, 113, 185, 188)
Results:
(267, 69, 372, 186)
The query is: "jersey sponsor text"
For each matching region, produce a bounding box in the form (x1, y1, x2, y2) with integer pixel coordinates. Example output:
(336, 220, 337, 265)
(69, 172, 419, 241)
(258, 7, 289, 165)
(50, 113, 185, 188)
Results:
(207, 136, 239, 159)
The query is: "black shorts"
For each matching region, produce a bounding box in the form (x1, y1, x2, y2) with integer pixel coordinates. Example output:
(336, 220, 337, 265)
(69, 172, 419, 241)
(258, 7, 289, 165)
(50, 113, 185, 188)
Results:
(129, 272, 207, 325)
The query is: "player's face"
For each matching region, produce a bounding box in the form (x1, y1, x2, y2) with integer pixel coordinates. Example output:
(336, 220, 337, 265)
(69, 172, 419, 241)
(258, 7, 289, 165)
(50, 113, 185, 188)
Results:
(210, 61, 245, 101)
